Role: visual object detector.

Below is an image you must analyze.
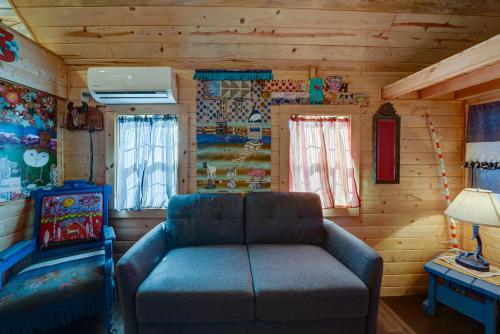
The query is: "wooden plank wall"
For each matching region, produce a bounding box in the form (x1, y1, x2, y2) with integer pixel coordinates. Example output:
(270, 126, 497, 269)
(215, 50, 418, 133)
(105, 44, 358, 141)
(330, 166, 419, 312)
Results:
(0, 22, 67, 98)
(65, 67, 464, 296)
(0, 23, 67, 253)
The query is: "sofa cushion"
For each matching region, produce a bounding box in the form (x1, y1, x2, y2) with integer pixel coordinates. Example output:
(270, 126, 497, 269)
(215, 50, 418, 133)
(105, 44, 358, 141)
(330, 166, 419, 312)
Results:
(248, 244, 369, 321)
(245, 192, 324, 245)
(136, 245, 255, 324)
(166, 193, 245, 247)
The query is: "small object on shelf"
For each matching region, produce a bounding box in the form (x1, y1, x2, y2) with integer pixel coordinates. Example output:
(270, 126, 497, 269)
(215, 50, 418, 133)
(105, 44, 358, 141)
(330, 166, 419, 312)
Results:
(444, 188, 500, 272)
(309, 77, 323, 104)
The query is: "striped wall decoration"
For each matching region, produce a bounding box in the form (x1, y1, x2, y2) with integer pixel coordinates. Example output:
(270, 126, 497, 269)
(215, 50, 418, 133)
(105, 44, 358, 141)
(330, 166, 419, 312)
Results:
(427, 115, 459, 249)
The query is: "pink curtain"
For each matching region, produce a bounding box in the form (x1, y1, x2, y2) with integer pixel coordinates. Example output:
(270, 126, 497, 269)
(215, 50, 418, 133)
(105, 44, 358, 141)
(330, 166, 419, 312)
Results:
(289, 115, 360, 209)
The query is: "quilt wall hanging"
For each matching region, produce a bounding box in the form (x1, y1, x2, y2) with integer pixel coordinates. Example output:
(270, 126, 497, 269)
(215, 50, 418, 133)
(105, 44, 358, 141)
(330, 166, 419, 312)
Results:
(465, 101, 500, 193)
(263, 75, 368, 106)
(0, 79, 57, 202)
(195, 70, 273, 193)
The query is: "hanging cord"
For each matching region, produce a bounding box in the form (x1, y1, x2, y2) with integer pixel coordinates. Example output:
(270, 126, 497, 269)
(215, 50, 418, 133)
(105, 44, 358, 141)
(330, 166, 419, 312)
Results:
(88, 128, 95, 184)
(426, 114, 459, 250)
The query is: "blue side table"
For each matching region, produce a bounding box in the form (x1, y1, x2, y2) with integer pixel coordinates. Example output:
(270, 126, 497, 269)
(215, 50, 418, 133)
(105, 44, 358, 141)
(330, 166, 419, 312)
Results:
(424, 257, 500, 334)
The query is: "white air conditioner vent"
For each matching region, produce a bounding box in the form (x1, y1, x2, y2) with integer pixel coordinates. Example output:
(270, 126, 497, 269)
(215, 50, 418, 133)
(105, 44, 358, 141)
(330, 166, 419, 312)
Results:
(87, 67, 177, 104)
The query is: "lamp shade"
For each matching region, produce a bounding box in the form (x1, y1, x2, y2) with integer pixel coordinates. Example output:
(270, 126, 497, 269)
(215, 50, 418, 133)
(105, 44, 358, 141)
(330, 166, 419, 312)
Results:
(444, 188, 500, 227)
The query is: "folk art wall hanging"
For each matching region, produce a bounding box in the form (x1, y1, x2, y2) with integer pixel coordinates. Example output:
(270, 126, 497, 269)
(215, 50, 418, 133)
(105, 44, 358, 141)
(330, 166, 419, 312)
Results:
(194, 70, 273, 193)
(373, 102, 400, 184)
(0, 79, 57, 202)
(38, 191, 104, 250)
(263, 76, 368, 106)
(0, 27, 20, 63)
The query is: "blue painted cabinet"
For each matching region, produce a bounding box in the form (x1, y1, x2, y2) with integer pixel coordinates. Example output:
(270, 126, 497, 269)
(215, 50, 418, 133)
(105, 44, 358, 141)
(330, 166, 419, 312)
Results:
(424, 259, 500, 334)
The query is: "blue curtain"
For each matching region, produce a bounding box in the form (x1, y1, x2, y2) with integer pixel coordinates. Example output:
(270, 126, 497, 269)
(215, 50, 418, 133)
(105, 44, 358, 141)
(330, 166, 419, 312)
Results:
(466, 102, 500, 193)
(115, 115, 178, 210)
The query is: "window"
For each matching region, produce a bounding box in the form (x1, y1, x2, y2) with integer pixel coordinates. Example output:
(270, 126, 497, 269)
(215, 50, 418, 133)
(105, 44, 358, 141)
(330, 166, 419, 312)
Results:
(288, 115, 360, 209)
(115, 114, 178, 210)
(466, 101, 500, 193)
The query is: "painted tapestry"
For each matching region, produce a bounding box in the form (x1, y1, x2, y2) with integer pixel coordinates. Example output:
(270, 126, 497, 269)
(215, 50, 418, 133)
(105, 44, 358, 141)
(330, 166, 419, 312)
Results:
(196, 80, 271, 192)
(0, 80, 57, 202)
(38, 192, 104, 250)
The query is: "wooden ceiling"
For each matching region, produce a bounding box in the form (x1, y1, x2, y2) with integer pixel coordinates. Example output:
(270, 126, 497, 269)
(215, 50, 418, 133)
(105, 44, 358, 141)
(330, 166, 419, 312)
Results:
(0, 0, 31, 38)
(9, 0, 500, 71)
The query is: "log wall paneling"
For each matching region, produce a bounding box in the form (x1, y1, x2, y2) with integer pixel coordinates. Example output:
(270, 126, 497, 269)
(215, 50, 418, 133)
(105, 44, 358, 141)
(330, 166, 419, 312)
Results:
(0, 22, 67, 97)
(64, 67, 465, 296)
(0, 200, 33, 253)
(0, 24, 66, 255)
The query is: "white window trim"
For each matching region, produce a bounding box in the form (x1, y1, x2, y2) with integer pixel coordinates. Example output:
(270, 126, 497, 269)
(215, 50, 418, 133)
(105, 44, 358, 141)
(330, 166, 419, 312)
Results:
(274, 104, 361, 217)
(104, 104, 188, 214)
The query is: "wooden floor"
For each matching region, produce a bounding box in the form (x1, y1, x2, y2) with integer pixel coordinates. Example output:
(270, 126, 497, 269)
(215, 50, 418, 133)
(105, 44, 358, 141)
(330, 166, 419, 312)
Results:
(378, 300, 416, 334)
(47, 295, 486, 334)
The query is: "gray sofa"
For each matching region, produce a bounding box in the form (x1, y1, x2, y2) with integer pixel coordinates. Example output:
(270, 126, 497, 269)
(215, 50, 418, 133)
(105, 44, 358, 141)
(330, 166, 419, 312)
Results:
(117, 192, 383, 334)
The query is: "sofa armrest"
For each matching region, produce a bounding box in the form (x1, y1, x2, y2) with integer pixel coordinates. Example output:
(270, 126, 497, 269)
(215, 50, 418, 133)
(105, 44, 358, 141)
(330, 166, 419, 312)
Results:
(323, 219, 383, 334)
(116, 222, 170, 334)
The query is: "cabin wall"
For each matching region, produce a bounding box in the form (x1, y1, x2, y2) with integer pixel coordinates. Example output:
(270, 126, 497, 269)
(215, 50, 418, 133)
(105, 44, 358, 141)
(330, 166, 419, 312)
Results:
(0, 23, 67, 253)
(65, 67, 464, 296)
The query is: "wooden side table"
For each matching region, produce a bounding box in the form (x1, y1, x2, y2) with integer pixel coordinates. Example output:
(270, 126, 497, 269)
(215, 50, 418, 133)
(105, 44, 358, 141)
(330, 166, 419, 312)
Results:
(424, 259, 500, 334)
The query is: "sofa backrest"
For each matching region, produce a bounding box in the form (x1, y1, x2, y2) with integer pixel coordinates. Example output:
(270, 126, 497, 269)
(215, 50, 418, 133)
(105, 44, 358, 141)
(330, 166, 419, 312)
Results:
(245, 192, 324, 245)
(166, 193, 245, 247)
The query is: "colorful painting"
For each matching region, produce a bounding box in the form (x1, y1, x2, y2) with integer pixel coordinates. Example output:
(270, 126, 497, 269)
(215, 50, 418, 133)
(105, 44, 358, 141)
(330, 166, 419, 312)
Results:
(0, 27, 19, 63)
(309, 77, 323, 104)
(0, 80, 57, 202)
(196, 80, 271, 193)
(38, 192, 104, 250)
(264, 80, 308, 92)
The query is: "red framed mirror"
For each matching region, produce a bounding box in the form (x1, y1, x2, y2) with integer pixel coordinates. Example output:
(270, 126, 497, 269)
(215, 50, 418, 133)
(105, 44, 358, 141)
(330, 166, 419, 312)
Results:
(373, 102, 400, 184)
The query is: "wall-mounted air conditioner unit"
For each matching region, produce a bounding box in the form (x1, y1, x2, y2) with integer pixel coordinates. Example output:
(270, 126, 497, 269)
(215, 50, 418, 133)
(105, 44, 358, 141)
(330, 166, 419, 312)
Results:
(87, 67, 177, 104)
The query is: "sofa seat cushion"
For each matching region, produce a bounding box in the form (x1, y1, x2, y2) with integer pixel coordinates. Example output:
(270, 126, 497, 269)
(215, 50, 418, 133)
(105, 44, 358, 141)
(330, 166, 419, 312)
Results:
(248, 244, 369, 321)
(136, 244, 255, 324)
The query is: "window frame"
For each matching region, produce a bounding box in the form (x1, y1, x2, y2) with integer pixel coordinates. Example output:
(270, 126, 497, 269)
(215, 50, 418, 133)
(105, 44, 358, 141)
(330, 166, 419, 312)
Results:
(275, 104, 361, 217)
(104, 104, 188, 214)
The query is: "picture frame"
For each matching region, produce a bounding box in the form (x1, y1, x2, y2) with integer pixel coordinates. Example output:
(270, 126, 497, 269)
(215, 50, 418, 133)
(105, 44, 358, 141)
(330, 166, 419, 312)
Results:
(373, 102, 400, 184)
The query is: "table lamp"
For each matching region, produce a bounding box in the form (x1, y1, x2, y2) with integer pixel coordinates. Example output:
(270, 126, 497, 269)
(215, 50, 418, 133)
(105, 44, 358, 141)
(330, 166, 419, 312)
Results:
(444, 188, 500, 272)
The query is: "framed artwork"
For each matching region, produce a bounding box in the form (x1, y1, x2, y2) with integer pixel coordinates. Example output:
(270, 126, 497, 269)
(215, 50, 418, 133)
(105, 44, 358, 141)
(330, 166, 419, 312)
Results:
(0, 79, 57, 202)
(196, 80, 271, 193)
(32, 180, 111, 254)
(373, 102, 400, 184)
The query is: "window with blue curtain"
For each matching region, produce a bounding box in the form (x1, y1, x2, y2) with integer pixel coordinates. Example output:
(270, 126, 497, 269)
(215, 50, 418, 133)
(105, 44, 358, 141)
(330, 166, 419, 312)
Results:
(115, 114, 178, 210)
(465, 101, 500, 193)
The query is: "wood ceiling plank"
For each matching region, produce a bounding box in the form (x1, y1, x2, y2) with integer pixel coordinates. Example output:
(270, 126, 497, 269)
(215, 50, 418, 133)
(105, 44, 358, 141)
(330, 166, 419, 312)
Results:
(391, 13, 500, 34)
(29, 25, 493, 51)
(63, 58, 430, 72)
(11, 0, 500, 17)
(15, 6, 398, 30)
(417, 62, 500, 99)
(382, 34, 500, 99)
(42, 42, 457, 64)
(455, 78, 500, 100)
(18, 7, 500, 34)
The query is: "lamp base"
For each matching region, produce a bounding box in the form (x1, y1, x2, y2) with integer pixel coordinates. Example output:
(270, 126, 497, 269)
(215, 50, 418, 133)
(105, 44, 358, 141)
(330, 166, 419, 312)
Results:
(455, 252, 489, 272)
